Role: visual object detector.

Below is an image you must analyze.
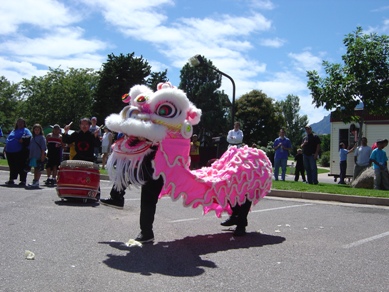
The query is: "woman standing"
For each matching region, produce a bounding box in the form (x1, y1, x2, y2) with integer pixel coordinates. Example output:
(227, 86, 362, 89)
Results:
(4, 118, 32, 186)
(101, 127, 113, 169)
(27, 124, 47, 188)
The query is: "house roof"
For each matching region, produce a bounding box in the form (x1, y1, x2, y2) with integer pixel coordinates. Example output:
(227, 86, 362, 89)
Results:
(330, 109, 389, 124)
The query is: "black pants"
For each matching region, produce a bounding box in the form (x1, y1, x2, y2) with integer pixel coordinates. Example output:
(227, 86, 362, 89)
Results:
(294, 167, 306, 182)
(6, 150, 28, 183)
(339, 160, 347, 183)
(230, 200, 252, 228)
(109, 174, 164, 234)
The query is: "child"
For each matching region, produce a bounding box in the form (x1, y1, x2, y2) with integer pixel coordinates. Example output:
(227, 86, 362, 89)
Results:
(190, 134, 200, 170)
(45, 124, 63, 185)
(294, 148, 306, 182)
(28, 124, 47, 188)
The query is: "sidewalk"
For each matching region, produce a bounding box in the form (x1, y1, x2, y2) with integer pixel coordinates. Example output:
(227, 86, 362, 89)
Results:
(1, 165, 388, 207)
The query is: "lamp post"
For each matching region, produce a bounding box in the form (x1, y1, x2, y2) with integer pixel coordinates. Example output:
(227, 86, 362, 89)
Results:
(189, 54, 236, 129)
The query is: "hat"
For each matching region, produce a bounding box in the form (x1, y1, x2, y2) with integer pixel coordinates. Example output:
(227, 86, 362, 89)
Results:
(192, 134, 198, 137)
(53, 124, 60, 129)
(91, 117, 97, 121)
(376, 139, 388, 144)
(304, 125, 312, 129)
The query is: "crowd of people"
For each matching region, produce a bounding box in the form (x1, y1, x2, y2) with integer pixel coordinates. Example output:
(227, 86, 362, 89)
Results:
(3, 117, 115, 188)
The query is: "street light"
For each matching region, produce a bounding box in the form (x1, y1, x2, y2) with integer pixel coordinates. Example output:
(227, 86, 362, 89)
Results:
(189, 54, 236, 129)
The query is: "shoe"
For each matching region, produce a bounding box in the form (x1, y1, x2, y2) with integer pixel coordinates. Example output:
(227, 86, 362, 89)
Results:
(28, 180, 39, 188)
(233, 227, 246, 236)
(5, 180, 15, 185)
(51, 179, 57, 185)
(134, 232, 154, 243)
(45, 179, 51, 186)
(99, 198, 124, 209)
(18, 181, 26, 187)
(220, 216, 238, 227)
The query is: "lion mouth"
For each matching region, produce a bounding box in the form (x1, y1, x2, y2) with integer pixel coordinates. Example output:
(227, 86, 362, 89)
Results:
(113, 136, 153, 155)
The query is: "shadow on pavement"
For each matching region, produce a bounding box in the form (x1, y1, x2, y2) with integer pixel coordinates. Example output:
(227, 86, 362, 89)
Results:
(100, 232, 285, 276)
(54, 199, 100, 208)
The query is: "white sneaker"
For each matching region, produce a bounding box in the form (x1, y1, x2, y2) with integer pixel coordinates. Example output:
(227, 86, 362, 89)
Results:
(28, 180, 39, 188)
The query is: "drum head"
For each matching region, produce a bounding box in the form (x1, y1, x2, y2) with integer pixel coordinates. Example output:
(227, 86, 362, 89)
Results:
(60, 160, 99, 170)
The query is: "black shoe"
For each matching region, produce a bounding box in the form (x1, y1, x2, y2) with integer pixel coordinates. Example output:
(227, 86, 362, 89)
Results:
(220, 216, 238, 227)
(135, 232, 154, 243)
(233, 227, 246, 237)
(99, 198, 124, 209)
(19, 181, 26, 187)
(5, 180, 15, 185)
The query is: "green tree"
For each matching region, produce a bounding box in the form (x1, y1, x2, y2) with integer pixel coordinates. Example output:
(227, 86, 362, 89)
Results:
(236, 90, 284, 147)
(319, 134, 331, 153)
(19, 67, 99, 127)
(307, 27, 389, 138)
(0, 76, 20, 133)
(93, 53, 151, 122)
(146, 70, 168, 90)
(179, 57, 229, 144)
(277, 94, 308, 154)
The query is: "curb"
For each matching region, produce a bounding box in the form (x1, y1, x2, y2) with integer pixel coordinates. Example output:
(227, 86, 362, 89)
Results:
(269, 189, 389, 207)
(1, 165, 388, 207)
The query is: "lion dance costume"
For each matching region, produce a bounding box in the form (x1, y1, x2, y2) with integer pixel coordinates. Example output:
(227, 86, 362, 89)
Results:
(105, 82, 272, 218)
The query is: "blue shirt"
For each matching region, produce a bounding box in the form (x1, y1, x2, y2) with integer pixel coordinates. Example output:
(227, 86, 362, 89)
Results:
(370, 148, 388, 170)
(5, 128, 32, 153)
(274, 137, 292, 159)
(339, 148, 348, 162)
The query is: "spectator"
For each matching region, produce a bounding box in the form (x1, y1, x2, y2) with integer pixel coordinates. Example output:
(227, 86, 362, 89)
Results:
(273, 128, 292, 181)
(190, 134, 200, 170)
(227, 122, 243, 148)
(4, 118, 32, 186)
(294, 148, 306, 182)
(101, 127, 113, 169)
(89, 117, 101, 163)
(301, 125, 321, 184)
(338, 142, 355, 184)
(27, 124, 47, 188)
(353, 137, 372, 180)
(62, 118, 100, 162)
(369, 139, 389, 190)
(45, 124, 63, 185)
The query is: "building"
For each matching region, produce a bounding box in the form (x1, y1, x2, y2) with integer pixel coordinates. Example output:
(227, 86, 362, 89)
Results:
(329, 110, 389, 181)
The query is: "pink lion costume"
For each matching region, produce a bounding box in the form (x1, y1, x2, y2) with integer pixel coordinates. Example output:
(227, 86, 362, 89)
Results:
(105, 82, 272, 217)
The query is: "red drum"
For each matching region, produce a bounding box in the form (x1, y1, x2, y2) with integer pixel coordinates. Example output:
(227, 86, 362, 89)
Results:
(56, 160, 100, 201)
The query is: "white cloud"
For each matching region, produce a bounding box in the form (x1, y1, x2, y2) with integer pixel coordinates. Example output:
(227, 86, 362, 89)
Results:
(1, 27, 108, 58)
(0, 0, 80, 35)
(288, 51, 323, 73)
(260, 37, 286, 48)
(249, 0, 276, 10)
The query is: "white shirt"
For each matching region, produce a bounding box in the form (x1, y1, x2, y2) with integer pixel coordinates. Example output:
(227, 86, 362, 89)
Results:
(354, 145, 372, 166)
(101, 131, 113, 147)
(227, 129, 243, 144)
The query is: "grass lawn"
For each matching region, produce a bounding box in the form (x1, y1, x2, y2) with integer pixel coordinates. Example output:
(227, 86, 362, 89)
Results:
(272, 180, 389, 199)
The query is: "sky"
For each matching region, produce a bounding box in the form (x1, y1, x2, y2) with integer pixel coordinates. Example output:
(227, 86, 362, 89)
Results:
(1, 0, 388, 124)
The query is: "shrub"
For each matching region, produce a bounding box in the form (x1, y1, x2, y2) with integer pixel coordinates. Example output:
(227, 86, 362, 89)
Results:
(320, 151, 330, 167)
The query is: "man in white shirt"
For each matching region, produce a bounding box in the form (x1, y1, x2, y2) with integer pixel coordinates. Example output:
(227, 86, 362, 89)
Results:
(227, 122, 243, 148)
(353, 137, 372, 179)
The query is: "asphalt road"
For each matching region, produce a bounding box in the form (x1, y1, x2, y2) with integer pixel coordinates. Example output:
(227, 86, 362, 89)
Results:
(0, 170, 388, 292)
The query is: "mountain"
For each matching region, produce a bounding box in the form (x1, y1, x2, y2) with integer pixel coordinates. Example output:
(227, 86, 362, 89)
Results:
(310, 114, 331, 135)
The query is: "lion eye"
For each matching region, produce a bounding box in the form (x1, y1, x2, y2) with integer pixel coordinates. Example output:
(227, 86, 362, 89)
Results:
(135, 95, 147, 104)
(156, 102, 178, 118)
